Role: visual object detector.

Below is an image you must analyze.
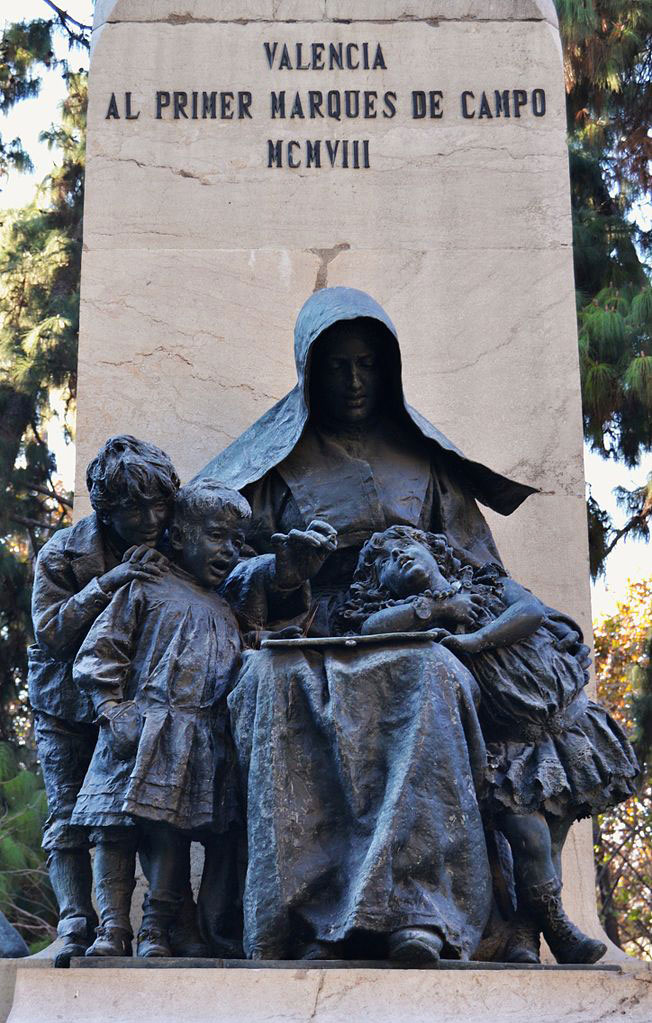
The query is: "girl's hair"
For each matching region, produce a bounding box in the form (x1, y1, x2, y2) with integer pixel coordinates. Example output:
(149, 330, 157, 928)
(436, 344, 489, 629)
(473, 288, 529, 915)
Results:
(173, 479, 251, 539)
(86, 435, 180, 521)
(338, 526, 468, 632)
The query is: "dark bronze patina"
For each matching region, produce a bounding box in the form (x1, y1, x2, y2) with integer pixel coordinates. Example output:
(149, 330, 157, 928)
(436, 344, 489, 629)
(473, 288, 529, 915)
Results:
(30, 289, 639, 967)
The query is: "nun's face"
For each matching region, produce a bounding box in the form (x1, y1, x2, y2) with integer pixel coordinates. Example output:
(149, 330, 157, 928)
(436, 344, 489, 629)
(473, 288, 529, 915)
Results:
(311, 324, 386, 425)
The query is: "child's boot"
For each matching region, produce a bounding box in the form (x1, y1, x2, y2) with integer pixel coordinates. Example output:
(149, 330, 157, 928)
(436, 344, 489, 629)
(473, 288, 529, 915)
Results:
(526, 879, 606, 964)
(87, 924, 132, 957)
(169, 885, 210, 958)
(48, 849, 98, 966)
(137, 897, 179, 958)
(86, 841, 135, 957)
(503, 908, 541, 964)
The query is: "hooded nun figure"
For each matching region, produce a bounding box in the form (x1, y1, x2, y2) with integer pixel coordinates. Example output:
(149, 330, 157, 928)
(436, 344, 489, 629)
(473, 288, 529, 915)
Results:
(197, 286, 535, 634)
(195, 289, 548, 962)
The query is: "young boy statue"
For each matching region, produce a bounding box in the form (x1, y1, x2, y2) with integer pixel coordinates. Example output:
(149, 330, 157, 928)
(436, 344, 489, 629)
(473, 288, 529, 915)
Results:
(71, 480, 336, 958)
(29, 436, 179, 965)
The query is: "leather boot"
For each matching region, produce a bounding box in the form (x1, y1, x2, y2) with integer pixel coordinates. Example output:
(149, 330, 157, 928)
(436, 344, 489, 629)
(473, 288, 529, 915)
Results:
(168, 885, 210, 957)
(137, 898, 179, 958)
(86, 925, 132, 957)
(526, 879, 606, 964)
(503, 909, 541, 964)
(47, 849, 98, 967)
(86, 842, 136, 957)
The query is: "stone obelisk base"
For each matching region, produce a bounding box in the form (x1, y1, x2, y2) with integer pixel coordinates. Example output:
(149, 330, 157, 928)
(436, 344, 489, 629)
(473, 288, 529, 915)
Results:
(3, 960, 652, 1023)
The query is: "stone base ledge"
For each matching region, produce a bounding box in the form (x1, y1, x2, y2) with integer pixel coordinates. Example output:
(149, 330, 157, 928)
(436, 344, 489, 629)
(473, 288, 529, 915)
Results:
(5, 960, 652, 1023)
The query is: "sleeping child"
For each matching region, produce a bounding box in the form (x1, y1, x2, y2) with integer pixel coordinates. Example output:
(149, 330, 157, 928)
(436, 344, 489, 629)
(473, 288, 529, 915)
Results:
(339, 525, 639, 965)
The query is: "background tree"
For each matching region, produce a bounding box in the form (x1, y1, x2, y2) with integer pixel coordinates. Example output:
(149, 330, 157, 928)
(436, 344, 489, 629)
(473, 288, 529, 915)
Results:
(556, 0, 652, 577)
(0, 14, 87, 755)
(0, 20, 56, 180)
(593, 578, 652, 958)
(0, 8, 89, 944)
(0, 741, 56, 951)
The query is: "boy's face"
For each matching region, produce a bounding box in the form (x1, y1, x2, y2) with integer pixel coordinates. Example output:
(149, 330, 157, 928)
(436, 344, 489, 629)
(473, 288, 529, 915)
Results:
(377, 538, 447, 598)
(179, 513, 245, 587)
(106, 487, 171, 548)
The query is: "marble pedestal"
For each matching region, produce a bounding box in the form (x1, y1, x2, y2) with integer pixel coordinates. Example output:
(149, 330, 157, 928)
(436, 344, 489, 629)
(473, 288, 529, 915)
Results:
(3, 961, 652, 1023)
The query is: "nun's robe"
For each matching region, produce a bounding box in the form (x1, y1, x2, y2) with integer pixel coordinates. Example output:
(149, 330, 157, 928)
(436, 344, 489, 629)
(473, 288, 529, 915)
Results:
(198, 288, 536, 958)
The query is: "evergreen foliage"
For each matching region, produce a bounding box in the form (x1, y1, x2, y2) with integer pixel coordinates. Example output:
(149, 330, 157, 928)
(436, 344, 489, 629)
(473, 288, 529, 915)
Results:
(0, 30, 86, 752)
(557, 0, 652, 574)
(0, 20, 56, 179)
(0, 741, 56, 949)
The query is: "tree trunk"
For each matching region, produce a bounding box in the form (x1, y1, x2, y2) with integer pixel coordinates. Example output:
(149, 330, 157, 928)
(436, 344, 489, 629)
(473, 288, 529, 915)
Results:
(0, 384, 34, 486)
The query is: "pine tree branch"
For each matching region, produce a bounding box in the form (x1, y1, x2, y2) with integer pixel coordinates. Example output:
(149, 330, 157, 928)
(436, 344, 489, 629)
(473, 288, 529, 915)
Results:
(18, 481, 73, 509)
(603, 510, 652, 561)
(41, 1, 91, 49)
(11, 515, 54, 532)
(2, 900, 56, 937)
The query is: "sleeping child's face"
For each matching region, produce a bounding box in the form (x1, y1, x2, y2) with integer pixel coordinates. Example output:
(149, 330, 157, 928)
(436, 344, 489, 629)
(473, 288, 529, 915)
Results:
(376, 537, 448, 598)
(178, 512, 245, 588)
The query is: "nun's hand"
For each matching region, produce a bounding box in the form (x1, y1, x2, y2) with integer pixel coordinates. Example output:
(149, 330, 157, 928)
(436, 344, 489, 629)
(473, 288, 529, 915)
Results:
(272, 520, 338, 587)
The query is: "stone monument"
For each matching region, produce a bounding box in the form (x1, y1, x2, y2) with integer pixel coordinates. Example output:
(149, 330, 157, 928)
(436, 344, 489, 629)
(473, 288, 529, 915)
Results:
(4, 1, 652, 1021)
(76, 0, 601, 938)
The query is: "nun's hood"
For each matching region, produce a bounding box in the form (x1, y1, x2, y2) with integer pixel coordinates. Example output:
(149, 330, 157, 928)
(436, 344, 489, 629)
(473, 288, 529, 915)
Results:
(293, 286, 398, 395)
(195, 287, 536, 516)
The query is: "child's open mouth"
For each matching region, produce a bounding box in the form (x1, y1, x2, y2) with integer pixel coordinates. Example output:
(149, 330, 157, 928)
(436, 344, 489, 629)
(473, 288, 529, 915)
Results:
(207, 559, 231, 579)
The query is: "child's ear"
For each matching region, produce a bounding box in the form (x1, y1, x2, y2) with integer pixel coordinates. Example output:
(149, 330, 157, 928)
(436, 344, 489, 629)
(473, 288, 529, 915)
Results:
(168, 522, 183, 551)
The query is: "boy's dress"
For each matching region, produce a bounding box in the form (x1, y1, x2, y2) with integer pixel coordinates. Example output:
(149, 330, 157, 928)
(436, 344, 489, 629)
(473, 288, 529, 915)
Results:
(72, 565, 241, 834)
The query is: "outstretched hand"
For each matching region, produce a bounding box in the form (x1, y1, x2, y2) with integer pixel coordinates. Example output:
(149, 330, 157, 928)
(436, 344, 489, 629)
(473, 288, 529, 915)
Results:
(272, 519, 338, 588)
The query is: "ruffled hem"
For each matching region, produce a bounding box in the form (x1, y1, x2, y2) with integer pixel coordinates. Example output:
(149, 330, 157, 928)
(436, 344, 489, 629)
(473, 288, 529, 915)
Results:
(485, 701, 639, 821)
(122, 797, 216, 834)
(71, 805, 136, 829)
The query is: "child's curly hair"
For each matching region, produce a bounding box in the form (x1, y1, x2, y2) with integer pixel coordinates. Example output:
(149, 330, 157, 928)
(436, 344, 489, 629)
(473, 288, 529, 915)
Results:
(338, 526, 472, 633)
(87, 435, 180, 521)
(173, 479, 251, 540)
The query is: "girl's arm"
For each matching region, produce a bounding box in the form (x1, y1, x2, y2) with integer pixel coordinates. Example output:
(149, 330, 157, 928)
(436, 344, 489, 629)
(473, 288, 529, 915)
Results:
(361, 597, 433, 635)
(442, 579, 545, 654)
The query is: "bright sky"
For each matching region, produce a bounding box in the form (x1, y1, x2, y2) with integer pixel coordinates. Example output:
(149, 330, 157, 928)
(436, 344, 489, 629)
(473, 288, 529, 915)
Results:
(0, 1, 92, 207)
(1, 0, 650, 619)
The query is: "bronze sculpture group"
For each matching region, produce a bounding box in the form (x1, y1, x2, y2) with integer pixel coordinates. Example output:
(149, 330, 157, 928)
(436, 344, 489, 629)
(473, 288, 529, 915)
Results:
(29, 288, 639, 966)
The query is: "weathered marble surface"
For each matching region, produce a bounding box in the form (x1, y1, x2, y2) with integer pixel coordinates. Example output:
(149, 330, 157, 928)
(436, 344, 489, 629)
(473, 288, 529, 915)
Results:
(93, 1, 558, 30)
(6, 962, 652, 1023)
(76, 0, 606, 953)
